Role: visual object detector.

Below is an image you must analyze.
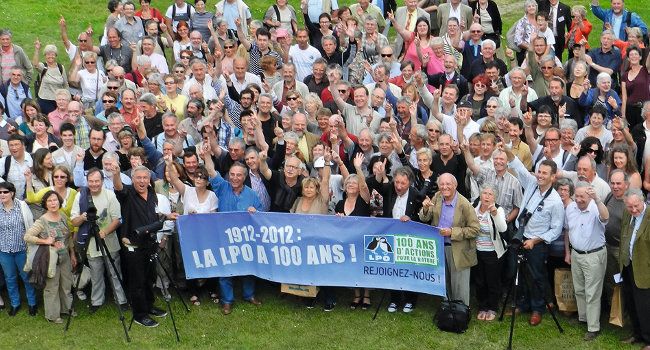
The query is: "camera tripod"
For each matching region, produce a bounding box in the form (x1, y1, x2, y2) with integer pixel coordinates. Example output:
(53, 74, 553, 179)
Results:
(499, 249, 563, 350)
(126, 237, 190, 342)
(65, 221, 131, 342)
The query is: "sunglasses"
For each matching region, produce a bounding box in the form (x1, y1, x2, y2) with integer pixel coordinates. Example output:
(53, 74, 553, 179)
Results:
(470, 30, 482, 33)
(338, 89, 347, 93)
(0, 191, 10, 194)
(164, 81, 175, 85)
(53, 175, 68, 179)
(541, 66, 554, 70)
(475, 83, 486, 87)
(586, 148, 599, 154)
(102, 99, 115, 103)
(486, 105, 497, 108)
(381, 54, 392, 57)
(79, 39, 88, 43)
(85, 61, 96, 64)
(181, 56, 191, 59)
(428, 129, 440, 133)
(174, 70, 185, 73)
(224, 46, 234, 49)
(287, 96, 298, 101)
(107, 86, 119, 90)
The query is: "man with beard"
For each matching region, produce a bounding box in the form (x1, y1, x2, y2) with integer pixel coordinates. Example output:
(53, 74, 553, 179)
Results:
(138, 93, 164, 139)
(179, 98, 206, 143)
(527, 77, 583, 128)
(291, 112, 320, 164)
(81, 128, 107, 171)
(272, 63, 310, 106)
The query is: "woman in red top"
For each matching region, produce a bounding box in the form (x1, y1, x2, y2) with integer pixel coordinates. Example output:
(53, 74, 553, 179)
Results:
(565, 5, 592, 59)
(135, 0, 165, 24)
(388, 14, 435, 73)
(621, 46, 650, 128)
(614, 27, 646, 60)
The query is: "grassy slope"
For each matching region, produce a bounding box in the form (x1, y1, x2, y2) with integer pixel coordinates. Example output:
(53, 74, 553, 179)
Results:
(0, 0, 647, 348)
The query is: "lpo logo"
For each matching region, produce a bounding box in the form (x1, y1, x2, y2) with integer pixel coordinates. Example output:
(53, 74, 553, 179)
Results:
(364, 235, 395, 264)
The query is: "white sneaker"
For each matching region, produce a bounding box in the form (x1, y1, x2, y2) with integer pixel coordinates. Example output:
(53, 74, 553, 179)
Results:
(76, 290, 87, 301)
(387, 302, 397, 313)
(403, 303, 414, 313)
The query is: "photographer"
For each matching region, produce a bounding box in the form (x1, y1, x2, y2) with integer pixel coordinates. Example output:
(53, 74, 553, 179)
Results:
(111, 160, 169, 328)
(501, 143, 565, 327)
(71, 168, 127, 313)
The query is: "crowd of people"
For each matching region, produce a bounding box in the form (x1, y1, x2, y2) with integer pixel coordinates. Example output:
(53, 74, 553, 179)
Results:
(0, 0, 649, 346)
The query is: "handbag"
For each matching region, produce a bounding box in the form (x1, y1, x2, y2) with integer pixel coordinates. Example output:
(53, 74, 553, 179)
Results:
(435, 299, 471, 333)
(609, 284, 624, 327)
(434, 247, 470, 333)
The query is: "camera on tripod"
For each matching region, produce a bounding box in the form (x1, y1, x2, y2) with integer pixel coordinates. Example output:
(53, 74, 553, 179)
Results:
(510, 209, 533, 250)
(134, 220, 166, 247)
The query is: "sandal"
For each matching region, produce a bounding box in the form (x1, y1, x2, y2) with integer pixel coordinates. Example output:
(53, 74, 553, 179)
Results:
(477, 311, 487, 320)
(361, 297, 371, 310)
(485, 310, 497, 321)
(350, 297, 361, 310)
(190, 295, 200, 306)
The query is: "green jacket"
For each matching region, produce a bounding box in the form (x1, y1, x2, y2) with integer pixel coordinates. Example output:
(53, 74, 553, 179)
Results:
(620, 206, 650, 288)
(419, 192, 480, 270)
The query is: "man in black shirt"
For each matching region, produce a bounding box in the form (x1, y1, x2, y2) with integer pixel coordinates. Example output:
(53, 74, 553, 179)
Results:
(113, 163, 170, 327)
(83, 128, 107, 171)
(430, 133, 468, 198)
(139, 93, 164, 139)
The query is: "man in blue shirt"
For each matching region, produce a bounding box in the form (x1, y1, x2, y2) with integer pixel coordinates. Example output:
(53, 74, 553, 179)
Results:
(503, 144, 565, 326)
(0, 67, 30, 121)
(591, 0, 648, 41)
(201, 142, 263, 315)
(586, 30, 623, 91)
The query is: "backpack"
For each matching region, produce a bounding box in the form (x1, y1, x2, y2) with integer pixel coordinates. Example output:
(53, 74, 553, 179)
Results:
(506, 23, 521, 53)
(34, 63, 63, 99)
(172, 3, 192, 30)
(263, 5, 282, 31)
(626, 11, 649, 46)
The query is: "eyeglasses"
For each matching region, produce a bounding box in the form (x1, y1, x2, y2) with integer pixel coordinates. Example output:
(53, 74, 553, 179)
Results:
(181, 56, 191, 59)
(381, 54, 392, 57)
(287, 96, 298, 101)
(53, 175, 68, 179)
(107, 86, 119, 90)
(115, 75, 125, 79)
(84, 61, 96, 64)
(475, 83, 486, 87)
(0, 191, 10, 194)
(285, 165, 299, 170)
(470, 30, 482, 33)
(164, 81, 175, 85)
(541, 66, 554, 70)
(586, 148, 599, 154)
(486, 105, 498, 108)
(102, 99, 115, 103)
(544, 138, 560, 142)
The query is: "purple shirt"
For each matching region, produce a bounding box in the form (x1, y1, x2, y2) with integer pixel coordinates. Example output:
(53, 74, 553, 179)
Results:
(439, 193, 458, 244)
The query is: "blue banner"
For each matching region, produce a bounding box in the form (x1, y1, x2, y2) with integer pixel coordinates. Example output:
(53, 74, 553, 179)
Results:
(177, 212, 446, 296)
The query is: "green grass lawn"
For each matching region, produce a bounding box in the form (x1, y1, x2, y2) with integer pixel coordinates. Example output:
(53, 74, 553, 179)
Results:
(1, 0, 648, 348)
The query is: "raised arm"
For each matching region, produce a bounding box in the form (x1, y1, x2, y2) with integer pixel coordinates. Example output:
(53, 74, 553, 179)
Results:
(521, 108, 538, 154)
(32, 39, 42, 70)
(387, 11, 412, 42)
(258, 151, 273, 180)
(163, 154, 186, 195)
(352, 152, 370, 203)
(330, 82, 349, 114)
(320, 149, 332, 199)
(236, 18, 251, 51)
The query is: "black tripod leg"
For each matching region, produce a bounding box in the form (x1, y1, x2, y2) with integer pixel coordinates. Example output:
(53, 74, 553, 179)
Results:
(506, 259, 522, 350)
(64, 265, 84, 332)
(499, 277, 512, 321)
(153, 255, 180, 342)
(155, 253, 190, 312)
(98, 239, 131, 342)
(372, 290, 386, 321)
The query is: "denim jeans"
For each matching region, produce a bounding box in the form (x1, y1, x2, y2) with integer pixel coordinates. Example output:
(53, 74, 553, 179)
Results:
(516, 242, 548, 313)
(0, 250, 37, 307)
(219, 276, 255, 305)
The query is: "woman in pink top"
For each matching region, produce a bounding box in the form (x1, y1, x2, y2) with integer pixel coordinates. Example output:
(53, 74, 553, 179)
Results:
(388, 14, 436, 73)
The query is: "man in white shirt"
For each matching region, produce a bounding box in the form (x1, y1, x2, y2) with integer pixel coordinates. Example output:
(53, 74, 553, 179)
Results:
(52, 122, 84, 171)
(182, 59, 217, 101)
(289, 29, 322, 82)
(229, 57, 262, 94)
(0, 135, 32, 199)
(564, 182, 609, 341)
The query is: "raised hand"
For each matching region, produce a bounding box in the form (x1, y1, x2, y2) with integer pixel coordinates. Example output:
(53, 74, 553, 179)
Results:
(353, 152, 365, 168)
(34, 38, 41, 51)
